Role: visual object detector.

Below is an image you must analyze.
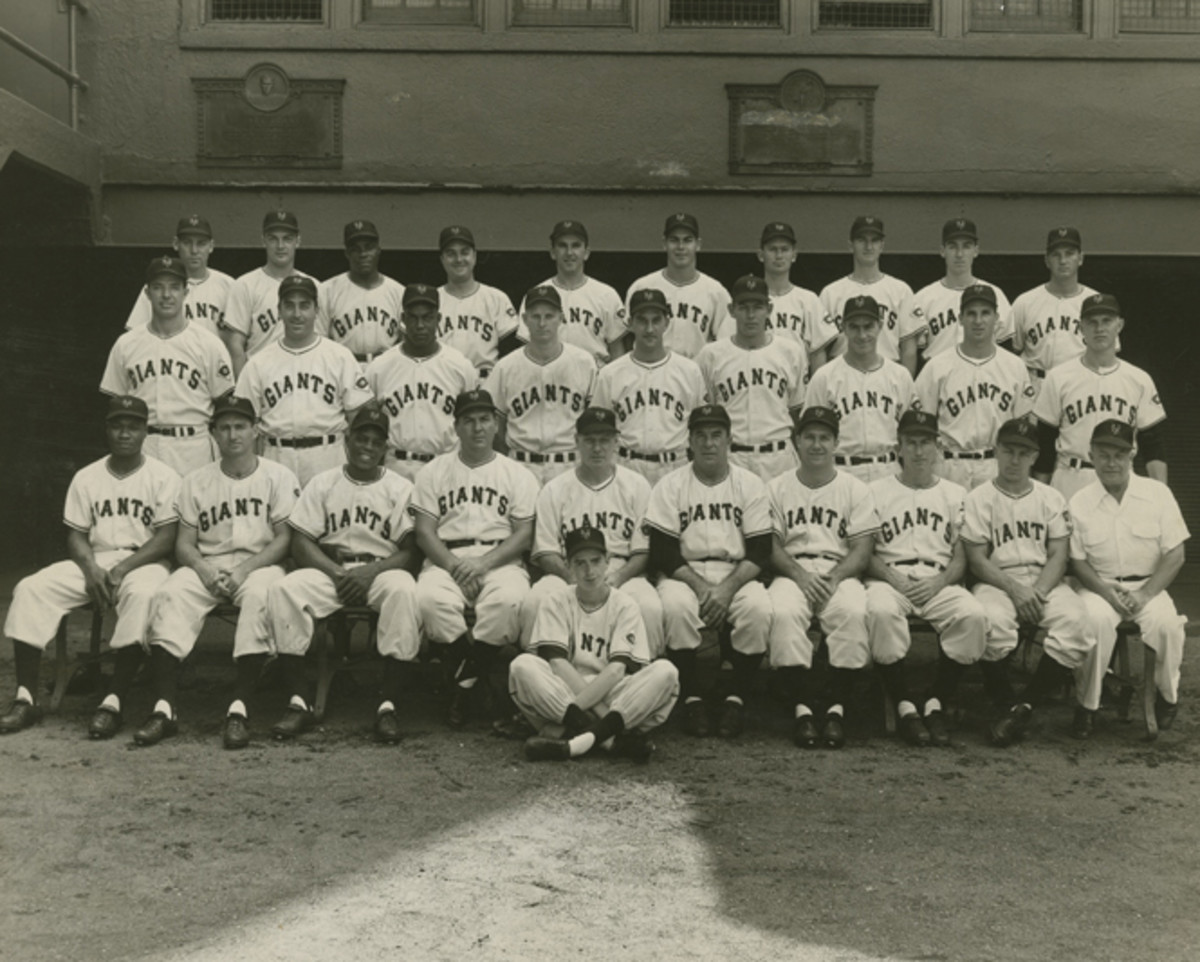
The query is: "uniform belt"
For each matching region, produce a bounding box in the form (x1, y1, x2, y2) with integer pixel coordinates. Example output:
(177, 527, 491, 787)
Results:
(1031, 369, 1047, 379)
(893, 558, 945, 570)
(1065, 457, 1094, 470)
(339, 553, 383, 563)
(1114, 574, 1151, 583)
(512, 450, 576, 465)
(354, 351, 382, 364)
(392, 449, 436, 462)
(443, 538, 505, 550)
(148, 425, 201, 438)
(619, 447, 679, 463)
(730, 439, 788, 454)
(793, 552, 842, 562)
(266, 435, 338, 449)
(944, 449, 995, 461)
(834, 452, 895, 466)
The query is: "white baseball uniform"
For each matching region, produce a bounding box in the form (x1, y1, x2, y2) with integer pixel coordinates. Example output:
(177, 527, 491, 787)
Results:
(716, 284, 839, 363)
(912, 279, 1014, 360)
(624, 270, 730, 359)
(437, 283, 519, 375)
(317, 272, 405, 363)
(4, 456, 179, 652)
(223, 267, 319, 358)
(518, 277, 626, 364)
(819, 275, 926, 364)
(1010, 283, 1099, 386)
(125, 269, 236, 337)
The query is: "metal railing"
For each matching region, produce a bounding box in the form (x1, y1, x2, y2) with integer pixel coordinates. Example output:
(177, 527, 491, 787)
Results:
(0, 0, 89, 129)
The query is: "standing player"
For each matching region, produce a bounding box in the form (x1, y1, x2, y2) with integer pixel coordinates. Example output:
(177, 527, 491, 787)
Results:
(437, 225, 520, 377)
(125, 215, 234, 337)
(517, 220, 627, 364)
(514, 526, 680, 763)
(591, 289, 706, 486)
(411, 390, 537, 727)
(644, 404, 774, 739)
(318, 220, 405, 366)
(133, 396, 298, 749)
(914, 284, 1034, 490)
(865, 410, 987, 746)
(819, 216, 925, 377)
(912, 219, 1014, 362)
(266, 406, 421, 744)
(488, 284, 597, 487)
(697, 275, 806, 481)
(100, 255, 236, 477)
(767, 406, 878, 750)
(235, 275, 373, 487)
(1033, 293, 1166, 501)
(365, 283, 479, 482)
(804, 295, 917, 483)
(624, 213, 730, 359)
(0, 397, 178, 738)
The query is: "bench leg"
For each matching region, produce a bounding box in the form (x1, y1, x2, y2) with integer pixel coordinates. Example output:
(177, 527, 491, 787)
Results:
(883, 690, 897, 735)
(1143, 644, 1158, 741)
(313, 622, 333, 724)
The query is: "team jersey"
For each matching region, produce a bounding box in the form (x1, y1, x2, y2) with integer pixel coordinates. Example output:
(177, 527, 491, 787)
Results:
(532, 584, 650, 675)
(100, 323, 235, 426)
(125, 269, 236, 337)
(819, 274, 925, 363)
(365, 344, 478, 457)
(411, 451, 537, 544)
(63, 455, 181, 552)
(178, 457, 299, 560)
(804, 356, 916, 458)
(624, 269, 730, 359)
(518, 276, 626, 363)
(768, 469, 879, 562)
(643, 464, 773, 565)
(488, 343, 596, 457)
(1010, 283, 1098, 373)
(1069, 475, 1189, 580)
(591, 351, 706, 457)
(869, 474, 966, 570)
(317, 272, 405, 358)
(696, 336, 807, 447)
(437, 283, 519, 374)
(912, 278, 1014, 360)
(288, 465, 414, 559)
(1033, 357, 1166, 460)
(716, 283, 838, 358)
(961, 479, 1070, 578)
(235, 336, 373, 439)
(914, 348, 1035, 453)
(533, 466, 652, 563)
(223, 266, 319, 357)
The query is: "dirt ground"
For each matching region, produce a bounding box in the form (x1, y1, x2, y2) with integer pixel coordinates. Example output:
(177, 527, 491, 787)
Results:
(3, 591, 1200, 962)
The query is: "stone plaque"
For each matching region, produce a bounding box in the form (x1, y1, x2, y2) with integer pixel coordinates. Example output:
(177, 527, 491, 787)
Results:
(194, 64, 344, 168)
(727, 70, 876, 177)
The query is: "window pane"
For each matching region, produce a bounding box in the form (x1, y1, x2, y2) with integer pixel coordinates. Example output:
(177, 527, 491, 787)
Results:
(817, 1, 933, 29)
(1120, 0, 1200, 32)
(513, 0, 631, 26)
(208, 0, 324, 20)
(668, 0, 782, 27)
(363, 0, 477, 24)
(970, 0, 1083, 33)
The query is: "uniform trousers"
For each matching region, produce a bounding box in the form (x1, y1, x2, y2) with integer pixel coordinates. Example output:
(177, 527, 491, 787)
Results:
(658, 561, 772, 656)
(865, 573, 987, 666)
(768, 564, 869, 670)
(417, 549, 529, 647)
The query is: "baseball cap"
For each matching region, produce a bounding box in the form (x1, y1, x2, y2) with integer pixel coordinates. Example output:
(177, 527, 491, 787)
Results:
(145, 255, 187, 283)
(843, 294, 882, 324)
(995, 418, 1039, 451)
(349, 404, 390, 436)
(454, 389, 496, 420)
(960, 283, 998, 310)
(525, 284, 563, 312)
(942, 218, 977, 243)
(897, 409, 939, 439)
(628, 288, 670, 319)
(550, 220, 589, 245)
(1046, 226, 1082, 252)
(210, 395, 257, 426)
(344, 220, 379, 245)
(794, 406, 839, 436)
(850, 215, 885, 240)
(1080, 292, 1121, 319)
(761, 222, 796, 246)
(439, 225, 475, 251)
(731, 275, 770, 304)
(402, 283, 439, 310)
(106, 395, 149, 422)
(278, 275, 318, 300)
(263, 210, 299, 233)
(688, 404, 731, 432)
(664, 212, 700, 237)
(576, 407, 618, 435)
(564, 523, 606, 560)
(176, 215, 213, 239)
(1091, 419, 1134, 450)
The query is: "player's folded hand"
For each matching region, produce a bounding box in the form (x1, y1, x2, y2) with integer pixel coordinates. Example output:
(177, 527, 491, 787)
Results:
(903, 574, 941, 608)
(84, 565, 114, 609)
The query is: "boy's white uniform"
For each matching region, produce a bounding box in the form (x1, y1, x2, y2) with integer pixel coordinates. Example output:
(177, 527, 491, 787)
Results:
(518, 277, 626, 364)
(913, 279, 1014, 360)
(437, 283, 519, 376)
(624, 270, 730, 359)
(819, 275, 926, 364)
(125, 270, 235, 337)
(223, 266, 319, 358)
(317, 272, 406, 363)
(716, 284, 839, 360)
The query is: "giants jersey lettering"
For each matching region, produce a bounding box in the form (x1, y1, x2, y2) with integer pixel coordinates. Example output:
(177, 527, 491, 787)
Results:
(365, 344, 478, 456)
(961, 479, 1069, 574)
(912, 279, 1014, 359)
(533, 466, 652, 562)
(289, 465, 414, 559)
(100, 324, 235, 426)
(532, 584, 649, 676)
(643, 464, 772, 564)
(235, 337, 373, 438)
(819, 275, 926, 363)
(697, 336, 807, 446)
(489, 344, 597, 456)
(624, 270, 730, 359)
(63, 455, 181, 552)
(768, 469, 878, 561)
(804, 356, 916, 458)
(1010, 284, 1098, 372)
(437, 283, 519, 373)
(317, 273, 405, 357)
(869, 475, 966, 568)
(518, 277, 626, 363)
(717, 285, 838, 357)
(591, 352, 706, 456)
(178, 457, 299, 559)
(411, 451, 537, 544)
(125, 270, 236, 336)
(914, 348, 1034, 452)
(223, 267, 319, 356)
(1033, 358, 1166, 459)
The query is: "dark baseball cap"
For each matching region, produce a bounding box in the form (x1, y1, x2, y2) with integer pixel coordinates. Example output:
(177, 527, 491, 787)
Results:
(664, 212, 700, 237)
(794, 406, 839, 436)
(106, 395, 149, 422)
(898, 409, 939, 438)
(730, 275, 770, 304)
(843, 294, 882, 324)
(145, 255, 187, 283)
(1080, 293, 1121, 319)
(176, 215, 213, 239)
(761, 222, 796, 246)
(210, 395, 257, 426)
(525, 284, 563, 312)
(850, 215, 885, 239)
(960, 284, 998, 310)
(942, 218, 978, 243)
(1091, 419, 1134, 450)
(454, 389, 496, 420)
(344, 220, 379, 245)
(688, 404, 731, 432)
(550, 220, 589, 244)
(279, 275, 318, 300)
(439, 225, 475, 251)
(576, 407, 618, 435)
(995, 418, 1039, 451)
(628, 288, 670, 319)
(564, 523, 607, 559)
(263, 210, 299, 233)
(1046, 226, 1082, 252)
(349, 404, 390, 436)
(402, 283, 439, 310)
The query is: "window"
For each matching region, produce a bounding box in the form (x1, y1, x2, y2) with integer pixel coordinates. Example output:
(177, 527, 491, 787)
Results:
(513, 0, 630, 26)
(208, 0, 324, 20)
(817, 1, 933, 29)
(970, 0, 1082, 32)
(1120, 0, 1200, 31)
(667, 0, 782, 27)
(362, 0, 477, 24)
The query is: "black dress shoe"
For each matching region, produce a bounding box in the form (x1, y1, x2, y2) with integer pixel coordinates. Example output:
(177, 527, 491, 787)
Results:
(271, 706, 313, 740)
(792, 714, 820, 749)
(899, 713, 931, 747)
(717, 699, 745, 739)
(447, 686, 471, 728)
(88, 705, 122, 740)
(683, 699, 710, 737)
(374, 709, 403, 745)
(490, 712, 535, 740)
(821, 712, 846, 749)
(524, 736, 571, 762)
(613, 731, 655, 763)
(1155, 694, 1179, 731)
(133, 711, 177, 747)
(924, 710, 951, 747)
(989, 704, 1031, 747)
(1072, 706, 1095, 740)
(0, 700, 41, 734)
(223, 713, 250, 750)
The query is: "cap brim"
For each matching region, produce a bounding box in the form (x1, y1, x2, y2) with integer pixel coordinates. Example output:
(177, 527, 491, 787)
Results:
(961, 296, 996, 309)
(843, 310, 880, 323)
(455, 404, 495, 419)
(852, 230, 885, 239)
(998, 437, 1039, 451)
(943, 232, 977, 242)
(690, 418, 730, 430)
(176, 228, 212, 238)
(525, 297, 561, 311)
(106, 412, 147, 422)
(899, 428, 938, 439)
(1046, 240, 1079, 251)
(404, 296, 438, 309)
(345, 232, 379, 243)
(1091, 438, 1133, 450)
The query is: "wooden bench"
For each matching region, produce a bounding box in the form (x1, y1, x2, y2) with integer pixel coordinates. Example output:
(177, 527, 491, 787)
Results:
(49, 605, 105, 711)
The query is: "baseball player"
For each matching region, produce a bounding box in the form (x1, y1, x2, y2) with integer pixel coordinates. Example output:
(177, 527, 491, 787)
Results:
(912, 218, 1014, 362)
(318, 220, 405, 366)
(125, 215, 234, 337)
(266, 405, 420, 744)
(411, 389, 537, 727)
(515, 526, 680, 763)
(222, 210, 316, 376)
(517, 220, 627, 364)
(489, 284, 597, 487)
(365, 283, 479, 482)
(132, 396, 299, 749)
(100, 255, 236, 477)
(644, 404, 773, 739)
(591, 288, 707, 486)
(1068, 419, 1189, 739)
(865, 410, 987, 747)
(1033, 293, 1167, 502)
(697, 274, 806, 482)
(819, 216, 926, 377)
(914, 283, 1034, 490)
(436, 225, 520, 377)
(0, 397, 178, 738)
(521, 407, 663, 657)
(961, 418, 1094, 746)
(624, 213, 730, 359)
(767, 406, 878, 750)
(803, 295, 917, 483)
(235, 275, 374, 487)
